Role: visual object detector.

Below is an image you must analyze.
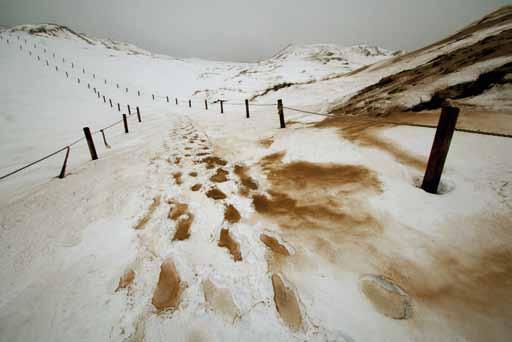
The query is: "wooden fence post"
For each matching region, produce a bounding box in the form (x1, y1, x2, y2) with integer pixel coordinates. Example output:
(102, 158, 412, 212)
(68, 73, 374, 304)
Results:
(138, 90, 140, 96)
(137, 107, 141, 122)
(205, 99, 208, 110)
(123, 114, 129, 133)
(66, 71, 68, 78)
(126, 87, 128, 93)
(58, 146, 70, 179)
(421, 104, 460, 194)
(109, 99, 113, 108)
(77, 78, 80, 84)
(220, 100, 224, 114)
(71, 62, 74, 68)
(152, 94, 155, 101)
(117, 103, 121, 112)
(93, 74, 95, 79)
(83, 127, 98, 160)
(189, 100, 192, 108)
(175, 98, 178, 105)
(277, 99, 285, 128)
(166, 96, 169, 103)
(127, 104, 131, 115)
(245, 99, 250, 118)
(97, 91, 100, 99)
(103, 95, 106, 103)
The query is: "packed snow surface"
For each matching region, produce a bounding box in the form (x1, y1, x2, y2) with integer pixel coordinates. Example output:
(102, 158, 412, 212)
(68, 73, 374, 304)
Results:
(1, 12, 512, 342)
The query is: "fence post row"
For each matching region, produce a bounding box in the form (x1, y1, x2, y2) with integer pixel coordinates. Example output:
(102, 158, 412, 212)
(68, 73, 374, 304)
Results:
(189, 100, 192, 108)
(421, 104, 460, 194)
(58, 146, 71, 179)
(109, 99, 113, 107)
(123, 114, 129, 133)
(117, 103, 121, 112)
(205, 99, 208, 110)
(83, 127, 98, 161)
(220, 100, 224, 114)
(137, 107, 141, 122)
(277, 99, 285, 128)
(128, 104, 131, 115)
(245, 99, 250, 118)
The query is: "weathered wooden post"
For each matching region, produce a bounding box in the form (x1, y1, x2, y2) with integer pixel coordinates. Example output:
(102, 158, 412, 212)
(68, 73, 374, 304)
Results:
(93, 87, 96, 94)
(277, 99, 285, 128)
(103, 95, 106, 103)
(97, 91, 100, 99)
(58, 146, 70, 179)
(205, 100, 208, 110)
(93, 73, 96, 79)
(126, 87, 128, 93)
(123, 114, 129, 133)
(83, 68, 85, 74)
(175, 98, 178, 105)
(421, 104, 460, 194)
(83, 127, 98, 160)
(71, 62, 74, 68)
(46, 60, 49, 66)
(55, 65, 58, 71)
(137, 107, 141, 122)
(189, 100, 192, 108)
(104, 79, 107, 84)
(87, 83, 90, 89)
(138, 90, 140, 96)
(127, 104, 131, 115)
(245, 99, 250, 118)
(77, 78, 80, 84)
(117, 103, 121, 112)
(66, 71, 68, 78)
(116, 83, 119, 89)
(152, 94, 155, 101)
(37, 55, 40, 61)
(220, 100, 224, 114)
(166, 96, 169, 103)
(109, 99, 113, 107)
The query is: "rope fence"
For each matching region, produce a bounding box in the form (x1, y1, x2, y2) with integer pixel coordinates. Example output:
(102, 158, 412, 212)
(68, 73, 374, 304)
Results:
(1, 31, 511, 191)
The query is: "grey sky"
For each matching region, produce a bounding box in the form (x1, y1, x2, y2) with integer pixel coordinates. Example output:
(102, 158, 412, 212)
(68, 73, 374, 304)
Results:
(1, 0, 511, 62)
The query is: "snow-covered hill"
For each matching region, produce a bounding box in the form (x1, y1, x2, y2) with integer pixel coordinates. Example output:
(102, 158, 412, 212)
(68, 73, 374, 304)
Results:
(1, 7, 511, 342)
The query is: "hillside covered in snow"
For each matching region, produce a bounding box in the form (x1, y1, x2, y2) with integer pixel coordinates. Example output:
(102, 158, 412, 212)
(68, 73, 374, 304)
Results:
(1, 6, 512, 342)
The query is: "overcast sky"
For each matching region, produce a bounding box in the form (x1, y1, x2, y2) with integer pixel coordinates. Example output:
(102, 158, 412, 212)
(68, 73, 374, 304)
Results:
(1, 0, 511, 62)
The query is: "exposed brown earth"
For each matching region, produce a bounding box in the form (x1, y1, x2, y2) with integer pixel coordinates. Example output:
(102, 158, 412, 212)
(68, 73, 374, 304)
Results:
(115, 269, 135, 292)
(175, 157, 181, 165)
(259, 137, 274, 148)
(172, 172, 183, 185)
(173, 215, 194, 241)
(271, 274, 302, 331)
(191, 184, 202, 192)
(134, 195, 161, 230)
(210, 168, 229, 183)
(152, 259, 181, 312)
(201, 156, 228, 169)
(218, 228, 242, 261)
(168, 201, 188, 220)
(234, 165, 258, 194)
(224, 204, 241, 224)
(202, 279, 240, 321)
(360, 275, 412, 320)
(206, 188, 227, 200)
(260, 234, 290, 256)
(189, 171, 198, 177)
(317, 119, 426, 170)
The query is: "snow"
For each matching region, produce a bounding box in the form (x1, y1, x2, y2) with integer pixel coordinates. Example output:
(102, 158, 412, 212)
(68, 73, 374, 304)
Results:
(1, 17, 512, 342)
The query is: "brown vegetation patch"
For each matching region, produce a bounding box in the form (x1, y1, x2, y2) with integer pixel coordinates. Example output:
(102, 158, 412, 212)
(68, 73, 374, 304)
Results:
(271, 274, 302, 331)
(196, 152, 210, 157)
(202, 279, 240, 321)
(191, 184, 202, 192)
(234, 165, 258, 193)
(172, 172, 183, 185)
(152, 259, 181, 312)
(201, 156, 228, 169)
(115, 269, 135, 292)
(134, 195, 161, 230)
(210, 168, 229, 183)
(174, 157, 181, 165)
(224, 204, 241, 224)
(185, 147, 192, 151)
(206, 188, 227, 200)
(189, 171, 198, 177)
(218, 229, 242, 261)
(260, 234, 290, 256)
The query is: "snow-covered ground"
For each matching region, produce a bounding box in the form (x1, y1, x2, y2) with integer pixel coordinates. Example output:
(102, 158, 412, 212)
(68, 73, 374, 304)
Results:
(1, 11, 512, 342)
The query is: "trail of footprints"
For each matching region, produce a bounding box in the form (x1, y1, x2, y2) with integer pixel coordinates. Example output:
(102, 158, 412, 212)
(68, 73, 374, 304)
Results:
(115, 119, 305, 339)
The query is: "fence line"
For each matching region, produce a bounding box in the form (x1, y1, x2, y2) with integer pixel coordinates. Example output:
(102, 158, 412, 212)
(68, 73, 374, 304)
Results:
(2, 31, 511, 185)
